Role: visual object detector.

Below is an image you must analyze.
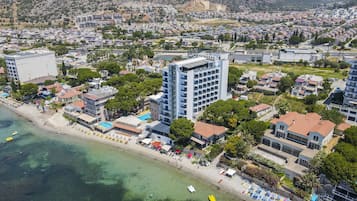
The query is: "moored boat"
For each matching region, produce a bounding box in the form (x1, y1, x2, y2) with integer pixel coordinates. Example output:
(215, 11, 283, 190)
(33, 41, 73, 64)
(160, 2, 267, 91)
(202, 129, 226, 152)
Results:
(6, 137, 14, 142)
(187, 185, 196, 193)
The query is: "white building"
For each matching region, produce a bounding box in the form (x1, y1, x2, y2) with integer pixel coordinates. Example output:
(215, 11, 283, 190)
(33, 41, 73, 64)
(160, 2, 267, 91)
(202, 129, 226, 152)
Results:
(5, 49, 58, 83)
(160, 53, 229, 124)
(278, 49, 321, 63)
(291, 74, 324, 98)
(337, 60, 357, 124)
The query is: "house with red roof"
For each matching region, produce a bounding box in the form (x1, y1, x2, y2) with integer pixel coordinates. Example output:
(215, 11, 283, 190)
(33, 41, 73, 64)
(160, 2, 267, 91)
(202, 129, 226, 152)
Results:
(261, 112, 335, 169)
(190, 121, 227, 148)
(249, 103, 272, 117)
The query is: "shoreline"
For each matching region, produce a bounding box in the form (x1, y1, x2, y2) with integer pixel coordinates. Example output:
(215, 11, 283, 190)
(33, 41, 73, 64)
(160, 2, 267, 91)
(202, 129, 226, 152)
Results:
(0, 101, 254, 201)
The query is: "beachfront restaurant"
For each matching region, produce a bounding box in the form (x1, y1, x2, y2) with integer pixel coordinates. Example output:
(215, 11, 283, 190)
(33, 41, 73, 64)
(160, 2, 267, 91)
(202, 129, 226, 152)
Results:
(145, 121, 173, 145)
(77, 113, 97, 128)
(114, 116, 142, 135)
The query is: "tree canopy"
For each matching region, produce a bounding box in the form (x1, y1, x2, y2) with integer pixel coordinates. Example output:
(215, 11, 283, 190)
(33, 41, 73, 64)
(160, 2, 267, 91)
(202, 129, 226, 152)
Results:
(228, 67, 243, 89)
(319, 109, 344, 125)
(200, 99, 255, 129)
(224, 135, 250, 158)
(278, 76, 294, 92)
(344, 126, 357, 146)
(67, 68, 100, 86)
(19, 83, 38, 98)
(169, 118, 194, 146)
(240, 120, 269, 143)
(95, 61, 121, 75)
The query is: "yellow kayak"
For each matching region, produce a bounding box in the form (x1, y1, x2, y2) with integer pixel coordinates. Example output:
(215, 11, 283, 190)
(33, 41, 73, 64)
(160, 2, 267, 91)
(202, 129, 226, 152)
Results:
(6, 137, 14, 142)
(208, 194, 216, 201)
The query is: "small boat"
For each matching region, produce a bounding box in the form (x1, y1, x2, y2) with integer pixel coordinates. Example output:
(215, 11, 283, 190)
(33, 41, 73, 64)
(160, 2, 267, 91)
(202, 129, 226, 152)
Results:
(6, 137, 14, 142)
(187, 185, 196, 193)
(208, 194, 216, 201)
(12, 131, 18, 136)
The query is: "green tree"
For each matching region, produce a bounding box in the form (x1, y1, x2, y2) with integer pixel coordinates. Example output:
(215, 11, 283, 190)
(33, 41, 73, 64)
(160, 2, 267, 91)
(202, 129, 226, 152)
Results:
(240, 120, 268, 143)
(247, 80, 257, 89)
(278, 76, 294, 92)
(320, 109, 344, 125)
(19, 83, 38, 97)
(321, 153, 355, 187)
(95, 61, 121, 74)
(309, 151, 327, 174)
(224, 135, 249, 158)
(334, 142, 357, 162)
(344, 126, 357, 146)
(304, 94, 318, 105)
(169, 118, 194, 146)
(228, 67, 243, 89)
(299, 173, 319, 193)
(44, 80, 55, 86)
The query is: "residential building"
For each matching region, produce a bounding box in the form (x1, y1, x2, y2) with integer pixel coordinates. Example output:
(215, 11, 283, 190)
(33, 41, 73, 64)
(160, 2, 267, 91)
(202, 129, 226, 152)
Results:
(261, 112, 335, 169)
(291, 74, 324, 98)
(254, 72, 286, 94)
(278, 49, 321, 63)
(57, 88, 81, 105)
(83, 86, 118, 122)
(75, 12, 122, 29)
(160, 53, 229, 124)
(249, 103, 272, 117)
(319, 179, 357, 201)
(5, 49, 58, 83)
(234, 71, 257, 94)
(191, 121, 227, 148)
(149, 92, 162, 121)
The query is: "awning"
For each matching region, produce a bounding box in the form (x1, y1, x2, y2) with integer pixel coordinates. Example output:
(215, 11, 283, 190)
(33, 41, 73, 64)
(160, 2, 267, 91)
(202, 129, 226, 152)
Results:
(190, 136, 205, 145)
(141, 138, 152, 145)
(161, 145, 171, 152)
(226, 169, 236, 177)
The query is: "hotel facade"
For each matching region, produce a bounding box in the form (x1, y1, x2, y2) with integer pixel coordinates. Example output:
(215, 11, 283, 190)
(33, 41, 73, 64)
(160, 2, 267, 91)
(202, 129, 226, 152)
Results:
(160, 53, 229, 124)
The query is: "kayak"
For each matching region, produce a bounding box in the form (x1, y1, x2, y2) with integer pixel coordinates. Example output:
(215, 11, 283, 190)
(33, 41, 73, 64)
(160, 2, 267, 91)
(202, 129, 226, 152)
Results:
(6, 137, 14, 142)
(208, 194, 216, 201)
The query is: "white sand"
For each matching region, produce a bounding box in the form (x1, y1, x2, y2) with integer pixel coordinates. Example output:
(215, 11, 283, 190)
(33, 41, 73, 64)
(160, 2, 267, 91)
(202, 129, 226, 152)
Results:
(1, 101, 255, 200)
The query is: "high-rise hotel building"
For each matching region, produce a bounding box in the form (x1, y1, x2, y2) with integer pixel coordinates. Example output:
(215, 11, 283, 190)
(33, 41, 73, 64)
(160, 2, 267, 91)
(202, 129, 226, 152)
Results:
(343, 60, 357, 123)
(160, 53, 229, 124)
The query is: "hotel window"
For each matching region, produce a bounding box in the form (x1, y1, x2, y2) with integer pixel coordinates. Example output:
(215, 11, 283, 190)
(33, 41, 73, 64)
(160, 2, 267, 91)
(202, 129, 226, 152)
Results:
(313, 136, 319, 141)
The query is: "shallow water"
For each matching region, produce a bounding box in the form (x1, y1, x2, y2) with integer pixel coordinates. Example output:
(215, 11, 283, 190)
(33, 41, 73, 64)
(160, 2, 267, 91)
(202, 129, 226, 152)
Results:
(0, 106, 238, 201)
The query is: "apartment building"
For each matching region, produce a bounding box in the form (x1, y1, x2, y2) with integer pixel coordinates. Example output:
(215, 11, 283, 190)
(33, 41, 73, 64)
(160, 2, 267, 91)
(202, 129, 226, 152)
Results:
(235, 71, 257, 94)
(254, 72, 286, 94)
(82, 86, 118, 122)
(5, 49, 58, 83)
(160, 53, 229, 124)
(291, 74, 324, 98)
(261, 112, 335, 169)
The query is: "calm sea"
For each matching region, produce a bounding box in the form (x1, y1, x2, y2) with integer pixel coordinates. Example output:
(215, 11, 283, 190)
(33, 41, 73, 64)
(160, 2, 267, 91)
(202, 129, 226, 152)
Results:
(0, 106, 238, 201)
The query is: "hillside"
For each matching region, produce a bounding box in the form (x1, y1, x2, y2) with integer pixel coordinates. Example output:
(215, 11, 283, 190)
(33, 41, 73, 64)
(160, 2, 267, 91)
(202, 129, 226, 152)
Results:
(0, 0, 354, 24)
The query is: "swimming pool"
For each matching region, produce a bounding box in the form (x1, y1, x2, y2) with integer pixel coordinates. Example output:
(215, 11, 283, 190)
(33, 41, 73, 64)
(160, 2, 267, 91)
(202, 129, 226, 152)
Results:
(138, 113, 151, 121)
(98, 122, 113, 129)
(0, 93, 9, 98)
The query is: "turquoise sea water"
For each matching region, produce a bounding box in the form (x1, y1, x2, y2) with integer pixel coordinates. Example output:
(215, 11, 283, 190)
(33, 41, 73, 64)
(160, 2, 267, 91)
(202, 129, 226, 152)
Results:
(0, 106, 238, 201)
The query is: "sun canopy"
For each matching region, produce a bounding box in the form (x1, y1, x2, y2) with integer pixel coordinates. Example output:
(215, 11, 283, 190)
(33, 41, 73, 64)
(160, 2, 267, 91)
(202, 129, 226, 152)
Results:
(141, 138, 152, 145)
(161, 145, 172, 152)
(226, 169, 236, 177)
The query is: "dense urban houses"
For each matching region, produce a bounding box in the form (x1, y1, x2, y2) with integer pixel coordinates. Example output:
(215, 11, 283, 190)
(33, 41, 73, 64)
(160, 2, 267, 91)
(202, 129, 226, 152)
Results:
(291, 74, 324, 98)
(259, 112, 335, 177)
(160, 54, 229, 124)
(82, 86, 118, 123)
(5, 49, 58, 83)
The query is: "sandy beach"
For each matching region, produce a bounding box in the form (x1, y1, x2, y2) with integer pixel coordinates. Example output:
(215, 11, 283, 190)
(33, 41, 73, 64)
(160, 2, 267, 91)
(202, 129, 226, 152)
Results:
(0, 99, 255, 200)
